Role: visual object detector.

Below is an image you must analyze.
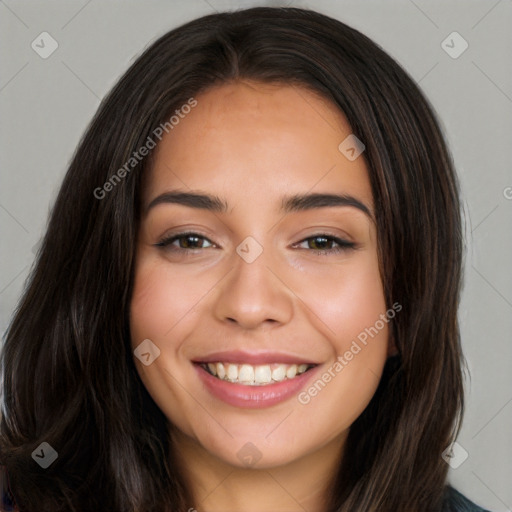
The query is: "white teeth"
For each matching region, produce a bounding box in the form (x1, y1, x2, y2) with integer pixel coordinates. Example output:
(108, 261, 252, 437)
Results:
(239, 364, 255, 384)
(297, 364, 308, 373)
(286, 364, 297, 379)
(254, 365, 272, 384)
(271, 365, 287, 382)
(227, 364, 238, 382)
(203, 361, 312, 385)
(216, 362, 226, 379)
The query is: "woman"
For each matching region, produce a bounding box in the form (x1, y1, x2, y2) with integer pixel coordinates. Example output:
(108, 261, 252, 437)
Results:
(0, 6, 491, 512)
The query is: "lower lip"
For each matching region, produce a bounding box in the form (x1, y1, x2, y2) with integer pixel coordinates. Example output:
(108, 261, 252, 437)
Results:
(194, 363, 320, 409)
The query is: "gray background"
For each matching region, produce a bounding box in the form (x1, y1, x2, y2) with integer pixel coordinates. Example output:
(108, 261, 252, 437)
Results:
(1, 1, 511, 510)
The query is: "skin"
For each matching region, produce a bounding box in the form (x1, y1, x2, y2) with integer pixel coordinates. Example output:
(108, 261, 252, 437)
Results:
(130, 80, 395, 512)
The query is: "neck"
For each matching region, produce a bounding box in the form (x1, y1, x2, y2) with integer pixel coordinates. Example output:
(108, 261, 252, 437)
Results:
(171, 428, 347, 512)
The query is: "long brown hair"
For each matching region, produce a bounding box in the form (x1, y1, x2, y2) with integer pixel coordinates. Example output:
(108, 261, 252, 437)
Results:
(0, 7, 465, 511)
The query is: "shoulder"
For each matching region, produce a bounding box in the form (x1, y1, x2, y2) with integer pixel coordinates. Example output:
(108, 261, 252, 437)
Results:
(442, 485, 492, 512)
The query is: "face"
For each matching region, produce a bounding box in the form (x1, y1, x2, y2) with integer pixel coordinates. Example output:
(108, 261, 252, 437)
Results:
(130, 80, 393, 469)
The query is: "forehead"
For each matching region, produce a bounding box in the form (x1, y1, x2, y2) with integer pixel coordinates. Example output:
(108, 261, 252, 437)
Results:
(143, 80, 373, 213)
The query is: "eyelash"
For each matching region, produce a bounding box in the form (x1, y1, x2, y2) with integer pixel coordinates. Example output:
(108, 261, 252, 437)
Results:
(154, 231, 356, 256)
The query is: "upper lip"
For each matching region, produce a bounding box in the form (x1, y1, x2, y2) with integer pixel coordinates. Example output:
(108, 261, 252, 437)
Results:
(192, 350, 319, 366)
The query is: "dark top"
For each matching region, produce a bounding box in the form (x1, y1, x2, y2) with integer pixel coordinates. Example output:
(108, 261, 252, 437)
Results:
(442, 485, 492, 512)
(0, 477, 491, 511)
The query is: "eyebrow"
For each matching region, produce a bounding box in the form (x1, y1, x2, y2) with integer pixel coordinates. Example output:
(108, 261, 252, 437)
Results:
(146, 190, 373, 220)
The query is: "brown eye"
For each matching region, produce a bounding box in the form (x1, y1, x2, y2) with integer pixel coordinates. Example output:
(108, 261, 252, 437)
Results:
(294, 234, 356, 254)
(155, 232, 215, 251)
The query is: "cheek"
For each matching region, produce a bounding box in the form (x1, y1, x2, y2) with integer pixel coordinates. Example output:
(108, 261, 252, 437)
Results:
(332, 266, 387, 352)
(129, 253, 207, 434)
(129, 254, 212, 343)
(291, 253, 389, 416)
(292, 253, 388, 404)
(290, 252, 387, 351)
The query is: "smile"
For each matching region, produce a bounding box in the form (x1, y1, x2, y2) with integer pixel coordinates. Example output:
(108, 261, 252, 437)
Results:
(200, 362, 316, 385)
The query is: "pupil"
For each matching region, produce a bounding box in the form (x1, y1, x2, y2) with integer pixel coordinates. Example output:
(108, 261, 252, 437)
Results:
(184, 236, 199, 248)
(312, 236, 329, 250)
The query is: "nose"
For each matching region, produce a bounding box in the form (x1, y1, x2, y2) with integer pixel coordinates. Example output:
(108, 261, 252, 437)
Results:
(212, 243, 294, 331)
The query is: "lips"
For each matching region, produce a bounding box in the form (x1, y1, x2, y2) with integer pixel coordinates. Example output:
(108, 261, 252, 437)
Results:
(193, 350, 318, 366)
(192, 350, 320, 408)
